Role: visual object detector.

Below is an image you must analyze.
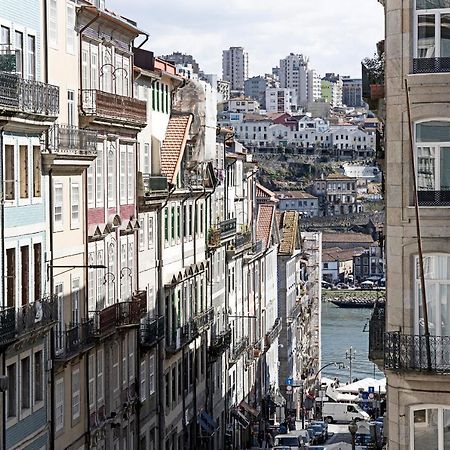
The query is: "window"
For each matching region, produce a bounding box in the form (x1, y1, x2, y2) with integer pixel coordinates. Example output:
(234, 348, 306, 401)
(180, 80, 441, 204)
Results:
(177, 206, 181, 240)
(5, 145, 15, 201)
(71, 183, 80, 228)
(164, 208, 169, 244)
(188, 204, 193, 237)
(108, 242, 115, 305)
(34, 350, 43, 404)
(171, 204, 175, 243)
(21, 356, 30, 411)
(88, 353, 95, 409)
(112, 343, 119, 392)
(120, 146, 127, 203)
(34, 243, 42, 300)
(72, 367, 80, 420)
(1, 26, 10, 47)
(411, 405, 450, 450)
(148, 216, 154, 249)
(127, 145, 133, 203)
(20, 246, 29, 306)
(33, 146, 41, 197)
(416, 121, 450, 205)
(97, 349, 104, 403)
(71, 277, 80, 324)
(139, 218, 145, 251)
(91, 46, 98, 90)
(149, 354, 155, 394)
(7, 363, 17, 419)
(122, 336, 128, 386)
(87, 164, 94, 205)
(27, 35, 35, 80)
(14, 31, 23, 77)
(19, 145, 28, 199)
(140, 360, 146, 401)
(54, 183, 63, 229)
(143, 143, 150, 173)
(107, 143, 116, 207)
(129, 333, 135, 382)
(96, 143, 104, 205)
(55, 378, 64, 432)
(49, 0, 58, 46)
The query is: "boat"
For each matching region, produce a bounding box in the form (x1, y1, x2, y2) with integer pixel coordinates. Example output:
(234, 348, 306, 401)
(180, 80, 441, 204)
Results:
(330, 298, 385, 309)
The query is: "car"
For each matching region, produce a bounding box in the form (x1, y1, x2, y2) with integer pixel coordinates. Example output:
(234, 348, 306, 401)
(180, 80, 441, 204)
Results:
(273, 431, 311, 449)
(309, 420, 328, 439)
(307, 424, 325, 444)
(336, 282, 349, 290)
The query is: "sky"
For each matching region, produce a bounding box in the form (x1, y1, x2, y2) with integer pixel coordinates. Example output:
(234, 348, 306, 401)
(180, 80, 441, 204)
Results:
(107, 0, 384, 79)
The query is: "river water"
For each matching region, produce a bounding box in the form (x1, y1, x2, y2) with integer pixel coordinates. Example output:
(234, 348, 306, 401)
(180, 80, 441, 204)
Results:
(321, 300, 384, 382)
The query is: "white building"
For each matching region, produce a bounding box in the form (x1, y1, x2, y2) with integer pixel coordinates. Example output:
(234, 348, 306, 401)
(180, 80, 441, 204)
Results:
(224, 97, 259, 114)
(222, 46, 248, 95)
(279, 53, 309, 107)
(308, 69, 322, 102)
(265, 87, 298, 113)
(276, 191, 319, 217)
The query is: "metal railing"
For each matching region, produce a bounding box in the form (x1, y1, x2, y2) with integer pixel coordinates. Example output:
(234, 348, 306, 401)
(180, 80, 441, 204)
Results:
(252, 240, 263, 254)
(55, 320, 94, 359)
(140, 315, 165, 348)
(368, 307, 385, 361)
(47, 124, 98, 156)
(0, 71, 59, 116)
(166, 320, 198, 353)
(235, 231, 252, 249)
(193, 307, 214, 330)
(265, 318, 282, 348)
(0, 306, 16, 347)
(230, 336, 249, 363)
(142, 173, 168, 195)
(209, 328, 232, 361)
(208, 228, 221, 249)
(413, 57, 450, 74)
(418, 190, 450, 207)
(384, 332, 450, 373)
(219, 218, 237, 239)
(16, 295, 58, 334)
(80, 89, 146, 125)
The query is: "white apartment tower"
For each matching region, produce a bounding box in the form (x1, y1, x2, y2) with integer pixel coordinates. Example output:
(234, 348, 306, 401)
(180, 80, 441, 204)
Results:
(307, 69, 323, 103)
(222, 46, 249, 95)
(279, 53, 309, 107)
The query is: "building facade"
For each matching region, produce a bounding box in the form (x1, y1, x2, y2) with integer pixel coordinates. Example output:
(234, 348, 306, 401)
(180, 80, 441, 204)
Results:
(342, 77, 364, 108)
(222, 47, 248, 96)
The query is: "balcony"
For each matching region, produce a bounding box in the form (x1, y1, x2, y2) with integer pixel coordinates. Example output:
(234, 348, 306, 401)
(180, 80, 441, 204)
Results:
(265, 318, 282, 349)
(252, 240, 263, 254)
(91, 293, 147, 336)
(166, 321, 198, 353)
(0, 71, 59, 127)
(368, 307, 385, 362)
(208, 228, 221, 249)
(193, 307, 214, 331)
(235, 231, 252, 250)
(55, 320, 95, 360)
(384, 332, 450, 374)
(413, 57, 450, 74)
(79, 89, 146, 128)
(219, 218, 237, 241)
(208, 328, 232, 362)
(230, 336, 249, 364)
(140, 315, 165, 348)
(418, 190, 450, 207)
(16, 295, 58, 335)
(138, 173, 169, 206)
(0, 306, 16, 347)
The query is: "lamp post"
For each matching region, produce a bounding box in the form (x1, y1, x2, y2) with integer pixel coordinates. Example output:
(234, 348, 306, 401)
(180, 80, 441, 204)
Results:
(345, 346, 356, 383)
(348, 419, 358, 450)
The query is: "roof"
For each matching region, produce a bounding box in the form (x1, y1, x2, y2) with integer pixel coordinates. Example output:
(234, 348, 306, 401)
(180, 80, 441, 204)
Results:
(326, 173, 355, 180)
(256, 204, 275, 248)
(160, 114, 192, 184)
(322, 246, 366, 262)
(277, 191, 317, 200)
(256, 183, 277, 202)
(278, 211, 298, 255)
(243, 113, 272, 122)
(322, 233, 374, 244)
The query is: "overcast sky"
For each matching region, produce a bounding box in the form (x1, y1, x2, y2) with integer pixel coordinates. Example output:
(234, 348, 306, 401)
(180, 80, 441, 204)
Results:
(108, 0, 384, 79)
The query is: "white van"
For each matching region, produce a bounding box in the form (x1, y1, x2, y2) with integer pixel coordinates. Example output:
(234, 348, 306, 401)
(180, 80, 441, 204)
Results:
(322, 402, 370, 423)
(273, 430, 311, 449)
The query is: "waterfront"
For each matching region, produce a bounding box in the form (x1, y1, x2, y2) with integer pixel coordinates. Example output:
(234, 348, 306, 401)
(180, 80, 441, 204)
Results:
(321, 300, 384, 381)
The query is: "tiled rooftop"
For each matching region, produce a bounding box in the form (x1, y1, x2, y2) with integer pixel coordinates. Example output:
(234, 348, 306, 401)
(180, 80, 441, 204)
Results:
(257, 204, 275, 248)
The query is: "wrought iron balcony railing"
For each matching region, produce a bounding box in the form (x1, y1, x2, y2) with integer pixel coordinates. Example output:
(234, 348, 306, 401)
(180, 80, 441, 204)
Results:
(47, 124, 98, 157)
(80, 89, 146, 127)
(193, 307, 214, 330)
(55, 320, 95, 359)
(252, 240, 264, 254)
(142, 173, 168, 196)
(219, 218, 237, 240)
(413, 57, 450, 74)
(418, 190, 450, 207)
(265, 318, 282, 349)
(166, 321, 198, 353)
(230, 336, 249, 363)
(208, 228, 221, 249)
(0, 306, 16, 347)
(140, 315, 165, 348)
(16, 295, 58, 335)
(384, 332, 450, 374)
(368, 306, 385, 362)
(0, 71, 59, 117)
(209, 328, 232, 362)
(234, 231, 252, 250)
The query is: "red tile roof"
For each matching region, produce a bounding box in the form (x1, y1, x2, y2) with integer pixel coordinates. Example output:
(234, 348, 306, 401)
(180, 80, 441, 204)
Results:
(160, 114, 192, 183)
(322, 233, 374, 244)
(257, 204, 275, 248)
(278, 211, 298, 255)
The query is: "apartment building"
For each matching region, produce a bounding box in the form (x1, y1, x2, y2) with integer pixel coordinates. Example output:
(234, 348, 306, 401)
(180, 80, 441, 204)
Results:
(368, 1, 450, 450)
(321, 73, 343, 108)
(0, 1, 59, 449)
(279, 53, 309, 107)
(265, 87, 298, 114)
(222, 47, 248, 96)
(342, 77, 364, 108)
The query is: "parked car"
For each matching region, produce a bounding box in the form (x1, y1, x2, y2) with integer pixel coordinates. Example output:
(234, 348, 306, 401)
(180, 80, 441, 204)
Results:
(322, 402, 370, 423)
(273, 430, 311, 449)
(336, 282, 349, 290)
(309, 420, 329, 439)
(307, 424, 325, 444)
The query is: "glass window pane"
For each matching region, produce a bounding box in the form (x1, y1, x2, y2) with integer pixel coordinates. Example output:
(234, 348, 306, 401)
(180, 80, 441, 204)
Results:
(418, 15, 436, 58)
(413, 408, 439, 450)
(442, 14, 450, 57)
(417, 0, 450, 9)
(417, 121, 450, 142)
(440, 147, 450, 190)
(417, 146, 436, 190)
(444, 409, 450, 450)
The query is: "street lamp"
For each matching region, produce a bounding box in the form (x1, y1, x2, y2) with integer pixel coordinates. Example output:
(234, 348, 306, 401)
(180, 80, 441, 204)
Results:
(348, 419, 358, 450)
(345, 346, 356, 383)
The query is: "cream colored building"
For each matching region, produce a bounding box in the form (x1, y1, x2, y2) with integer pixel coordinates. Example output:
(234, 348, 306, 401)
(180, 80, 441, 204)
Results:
(372, 1, 450, 450)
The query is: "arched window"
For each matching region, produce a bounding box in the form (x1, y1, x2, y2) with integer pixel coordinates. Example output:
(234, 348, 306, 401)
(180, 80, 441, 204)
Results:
(415, 121, 450, 206)
(410, 404, 450, 449)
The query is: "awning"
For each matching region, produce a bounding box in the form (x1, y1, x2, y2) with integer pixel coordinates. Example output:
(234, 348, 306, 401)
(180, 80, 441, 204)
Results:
(240, 400, 259, 418)
(231, 408, 250, 429)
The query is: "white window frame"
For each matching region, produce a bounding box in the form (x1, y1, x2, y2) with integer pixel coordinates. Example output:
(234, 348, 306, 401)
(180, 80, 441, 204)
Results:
(66, 1, 76, 54)
(107, 142, 116, 208)
(6, 359, 18, 427)
(97, 348, 104, 404)
(71, 277, 80, 324)
(55, 377, 64, 432)
(96, 142, 104, 206)
(120, 144, 127, 204)
(140, 359, 146, 402)
(54, 183, 63, 231)
(148, 215, 154, 249)
(48, 0, 58, 47)
(70, 181, 80, 229)
(139, 218, 145, 251)
(33, 346, 44, 410)
(127, 144, 134, 204)
(71, 366, 80, 421)
(410, 404, 450, 450)
(149, 354, 155, 395)
(88, 353, 96, 409)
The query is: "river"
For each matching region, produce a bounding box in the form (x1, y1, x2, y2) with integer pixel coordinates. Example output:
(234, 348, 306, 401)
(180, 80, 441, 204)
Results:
(321, 300, 384, 382)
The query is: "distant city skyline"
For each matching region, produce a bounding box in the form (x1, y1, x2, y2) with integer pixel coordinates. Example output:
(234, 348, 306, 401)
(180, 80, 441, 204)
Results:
(108, 0, 384, 79)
